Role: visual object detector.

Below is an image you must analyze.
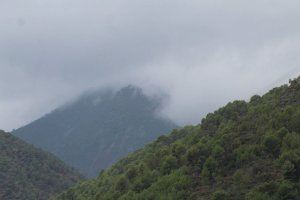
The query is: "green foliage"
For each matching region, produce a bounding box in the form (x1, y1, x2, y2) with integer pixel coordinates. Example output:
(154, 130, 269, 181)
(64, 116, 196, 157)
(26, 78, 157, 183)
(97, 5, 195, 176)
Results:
(234, 144, 259, 166)
(278, 132, 300, 181)
(245, 180, 299, 200)
(263, 133, 281, 156)
(171, 143, 186, 158)
(132, 170, 155, 192)
(125, 165, 138, 180)
(250, 95, 262, 105)
(201, 156, 217, 182)
(0, 130, 82, 200)
(186, 142, 209, 167)
(115, 176, 129, 191)
(161, 155, 178, 174)
(276, 127, 289, 139)
(211, 144, 225, 159)
(212, 190, 230, 200)
(55, 76, 300, 200)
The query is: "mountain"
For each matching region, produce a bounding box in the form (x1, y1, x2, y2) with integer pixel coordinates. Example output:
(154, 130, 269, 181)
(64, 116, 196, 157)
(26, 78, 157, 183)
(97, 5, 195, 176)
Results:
(0, 130, 82, 200)
(55, 76, 300, 200)
(13, 86, 177, 177)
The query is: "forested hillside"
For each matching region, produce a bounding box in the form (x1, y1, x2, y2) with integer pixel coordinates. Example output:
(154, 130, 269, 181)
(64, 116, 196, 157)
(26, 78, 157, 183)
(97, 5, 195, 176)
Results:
(14, 86, 177, 177)
(56, 76, 300, 200)
(0, 130, 82, 200)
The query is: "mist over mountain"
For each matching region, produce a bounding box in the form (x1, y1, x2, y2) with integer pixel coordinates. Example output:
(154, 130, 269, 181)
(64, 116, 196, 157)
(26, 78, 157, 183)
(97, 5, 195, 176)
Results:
(0, 130, 82, 200)
(55, 76, 300, 200)
(2, 1, 300, 132)
(13, 86, 177, 177)
(2, 0, 300, 199)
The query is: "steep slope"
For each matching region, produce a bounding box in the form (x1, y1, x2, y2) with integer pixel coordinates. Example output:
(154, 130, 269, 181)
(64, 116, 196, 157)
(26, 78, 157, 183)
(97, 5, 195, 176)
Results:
(14, 86, 177, 177)
(56, 76, 300, 200)
(0, 130, 82, 200)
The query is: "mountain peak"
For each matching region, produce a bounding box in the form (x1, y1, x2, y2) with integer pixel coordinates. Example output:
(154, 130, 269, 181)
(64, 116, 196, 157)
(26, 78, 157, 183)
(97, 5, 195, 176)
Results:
(55, 76, 300, 200)
(14, 86, 177, 177)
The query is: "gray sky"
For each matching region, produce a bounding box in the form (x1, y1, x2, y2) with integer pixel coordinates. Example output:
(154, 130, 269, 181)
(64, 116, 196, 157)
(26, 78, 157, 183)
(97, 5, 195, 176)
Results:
(1, 0, 300, 131)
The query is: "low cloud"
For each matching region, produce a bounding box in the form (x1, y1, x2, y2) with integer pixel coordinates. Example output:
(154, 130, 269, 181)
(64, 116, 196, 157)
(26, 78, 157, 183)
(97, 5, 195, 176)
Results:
(1, 0, 300, 130)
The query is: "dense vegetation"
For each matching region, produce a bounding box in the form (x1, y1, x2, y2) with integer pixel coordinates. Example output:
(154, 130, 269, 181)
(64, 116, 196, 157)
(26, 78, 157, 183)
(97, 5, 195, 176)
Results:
(14, 86, 177, 177)
(56, 77, 300, 200)
(0, 130, 82, 200)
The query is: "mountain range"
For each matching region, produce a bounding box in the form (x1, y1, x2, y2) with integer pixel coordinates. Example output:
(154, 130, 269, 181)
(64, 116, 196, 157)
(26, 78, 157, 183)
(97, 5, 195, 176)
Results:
(13, 86, 177, 177)
(55, 77, 300, 199)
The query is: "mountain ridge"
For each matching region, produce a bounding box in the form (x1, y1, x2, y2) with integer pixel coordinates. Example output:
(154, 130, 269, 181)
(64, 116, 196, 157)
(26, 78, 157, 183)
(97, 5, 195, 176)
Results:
(55, 76, 300, 200)
(13, 85, 177, 177)
(0, 129, 82, 200)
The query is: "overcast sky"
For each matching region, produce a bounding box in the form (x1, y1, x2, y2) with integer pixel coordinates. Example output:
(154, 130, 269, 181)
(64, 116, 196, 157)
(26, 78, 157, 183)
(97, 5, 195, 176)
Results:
(1, 0, 300, 131)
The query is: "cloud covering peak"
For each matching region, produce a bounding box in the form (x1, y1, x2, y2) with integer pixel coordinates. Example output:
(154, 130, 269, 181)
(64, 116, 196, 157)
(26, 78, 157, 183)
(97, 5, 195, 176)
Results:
(1, 0, 300, 130)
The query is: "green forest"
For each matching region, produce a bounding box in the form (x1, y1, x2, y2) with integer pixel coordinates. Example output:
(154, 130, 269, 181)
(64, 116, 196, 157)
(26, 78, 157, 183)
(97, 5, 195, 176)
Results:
(0, 130, 82, 200)
(55, 76, 300, 200)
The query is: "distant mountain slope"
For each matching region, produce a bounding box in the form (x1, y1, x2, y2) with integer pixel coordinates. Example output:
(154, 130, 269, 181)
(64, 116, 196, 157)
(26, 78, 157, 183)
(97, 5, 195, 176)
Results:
(0, 130, 82, 200)
(55, 76, 300, 200)
(14, 86, 177, 177)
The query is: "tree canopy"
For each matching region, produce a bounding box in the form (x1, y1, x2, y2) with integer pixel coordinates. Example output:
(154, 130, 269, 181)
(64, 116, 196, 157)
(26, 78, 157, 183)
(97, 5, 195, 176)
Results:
(55, 76, 300, 200)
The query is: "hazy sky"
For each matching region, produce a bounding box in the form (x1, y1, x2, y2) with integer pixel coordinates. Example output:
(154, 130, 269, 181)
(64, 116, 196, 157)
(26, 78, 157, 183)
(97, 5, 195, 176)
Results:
(1, 0, 300, 131)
